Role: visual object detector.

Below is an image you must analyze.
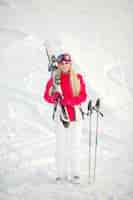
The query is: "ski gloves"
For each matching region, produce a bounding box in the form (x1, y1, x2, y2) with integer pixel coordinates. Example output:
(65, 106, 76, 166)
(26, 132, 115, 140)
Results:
(53, 92, 72, 106)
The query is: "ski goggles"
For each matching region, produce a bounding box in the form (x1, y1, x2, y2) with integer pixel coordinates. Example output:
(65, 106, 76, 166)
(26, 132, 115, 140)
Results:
(57, 54, 72, 64)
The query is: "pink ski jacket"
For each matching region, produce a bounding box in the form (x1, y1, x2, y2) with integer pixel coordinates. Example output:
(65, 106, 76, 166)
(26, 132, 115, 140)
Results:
(43, 72, 87, 121)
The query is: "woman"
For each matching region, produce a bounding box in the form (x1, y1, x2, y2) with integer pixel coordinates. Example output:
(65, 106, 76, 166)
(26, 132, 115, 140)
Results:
(43, 53, 87, 183)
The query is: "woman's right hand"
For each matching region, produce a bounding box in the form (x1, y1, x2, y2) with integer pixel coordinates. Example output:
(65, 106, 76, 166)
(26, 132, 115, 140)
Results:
(53, 92, 61, 103)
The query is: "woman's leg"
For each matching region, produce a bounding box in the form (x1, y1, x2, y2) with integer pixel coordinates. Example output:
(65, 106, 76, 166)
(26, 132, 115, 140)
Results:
(55, 122, 68, 178)
(69, 120, 82, 178)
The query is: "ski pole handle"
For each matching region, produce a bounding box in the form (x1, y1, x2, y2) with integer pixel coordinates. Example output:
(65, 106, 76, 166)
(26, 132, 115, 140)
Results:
(95, 98, 100, 109)
(93, 98, 104, 117)
(88, 100, 92, 111)
(93, 107, 104, 117)
(87, 100, 93, 115)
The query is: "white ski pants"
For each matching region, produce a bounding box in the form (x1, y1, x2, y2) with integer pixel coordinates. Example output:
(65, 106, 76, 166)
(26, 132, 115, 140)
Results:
(54, 107, 82, 178)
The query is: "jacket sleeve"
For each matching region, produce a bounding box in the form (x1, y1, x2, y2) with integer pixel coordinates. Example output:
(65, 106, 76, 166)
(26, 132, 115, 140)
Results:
(43, 78, 55, 104)
(70, 74, 87, 106)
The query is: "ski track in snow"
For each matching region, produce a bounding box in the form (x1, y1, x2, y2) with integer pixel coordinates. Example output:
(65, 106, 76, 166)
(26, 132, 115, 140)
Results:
(0, 0, 133, 199)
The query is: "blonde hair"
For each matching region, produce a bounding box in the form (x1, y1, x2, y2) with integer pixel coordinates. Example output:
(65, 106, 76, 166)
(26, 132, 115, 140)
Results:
(53, 66, 80, 96)
(70, 68, 80, 96)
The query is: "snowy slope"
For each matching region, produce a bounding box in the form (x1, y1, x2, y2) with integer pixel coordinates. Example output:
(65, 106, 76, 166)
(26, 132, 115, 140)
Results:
(0, 0, 133, 199)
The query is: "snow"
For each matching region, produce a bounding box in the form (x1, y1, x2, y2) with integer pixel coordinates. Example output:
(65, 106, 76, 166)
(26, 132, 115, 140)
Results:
(0, 0, 133, 199)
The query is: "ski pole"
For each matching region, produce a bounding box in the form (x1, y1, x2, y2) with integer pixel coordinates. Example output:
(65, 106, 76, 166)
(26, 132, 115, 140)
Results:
(93, 105, 99, 182)
(87, 100, 93, 183)
(93, 98, 103, 182)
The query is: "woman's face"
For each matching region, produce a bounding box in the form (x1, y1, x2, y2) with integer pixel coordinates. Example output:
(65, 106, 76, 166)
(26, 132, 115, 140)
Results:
(58, 63, 71, 73)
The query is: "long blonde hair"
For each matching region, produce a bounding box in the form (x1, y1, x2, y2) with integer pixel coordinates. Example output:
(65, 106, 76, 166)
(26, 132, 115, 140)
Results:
(70, 68, 80, 96)
(54, 66, 80, 96)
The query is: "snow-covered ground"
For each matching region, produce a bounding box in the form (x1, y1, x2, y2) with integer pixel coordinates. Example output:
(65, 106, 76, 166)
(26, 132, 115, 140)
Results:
(0, 0, 133, 199)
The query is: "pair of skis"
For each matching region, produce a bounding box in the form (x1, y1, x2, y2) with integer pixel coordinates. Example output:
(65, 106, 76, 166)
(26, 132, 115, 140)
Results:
(85, 98, 103, 183)
(45, 45, 70, 128)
